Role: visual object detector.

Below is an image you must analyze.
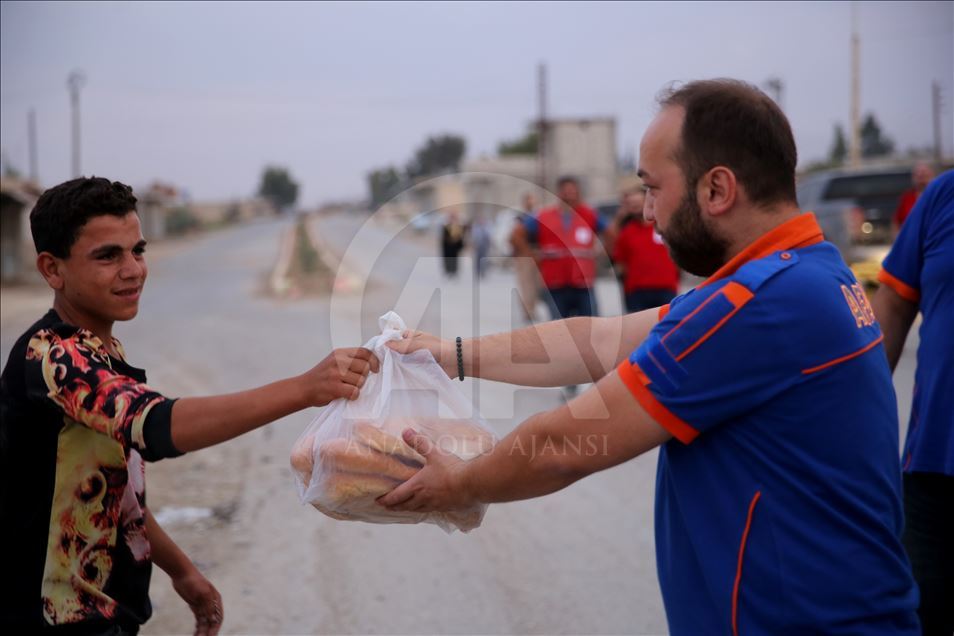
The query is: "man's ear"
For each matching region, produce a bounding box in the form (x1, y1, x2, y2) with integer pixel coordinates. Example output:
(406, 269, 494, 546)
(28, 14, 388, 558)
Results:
(699, 166, 737, 217)
(36, 252, 65, 290)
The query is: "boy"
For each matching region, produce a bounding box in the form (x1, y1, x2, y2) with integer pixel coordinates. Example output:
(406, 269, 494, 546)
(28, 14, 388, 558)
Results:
(0, 177, 376, 634)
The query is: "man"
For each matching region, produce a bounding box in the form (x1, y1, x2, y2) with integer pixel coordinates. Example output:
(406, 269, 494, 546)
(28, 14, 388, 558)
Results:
(610, 188, 680, 313)
(517, 177, 608, 395)
(520, 176, 607, 322)
(873, 169, 953, 636)
(894, 162, 935, 231)
(379, 80, 919, 634)
(0, 177, 376, 634)
(440, 209, 466, 278)
(509, 193, 542, 323)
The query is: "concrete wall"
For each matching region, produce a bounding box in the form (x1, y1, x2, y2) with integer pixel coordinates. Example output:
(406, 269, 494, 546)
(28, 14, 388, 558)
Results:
(546, 118, 618, 205)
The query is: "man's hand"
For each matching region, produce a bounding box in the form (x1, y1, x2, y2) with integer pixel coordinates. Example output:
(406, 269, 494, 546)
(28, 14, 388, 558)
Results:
(171, 568, 223, 636)
(306, 347, 379, 406)
(376, 429, 476, 512)
(386, 331, 457, 379)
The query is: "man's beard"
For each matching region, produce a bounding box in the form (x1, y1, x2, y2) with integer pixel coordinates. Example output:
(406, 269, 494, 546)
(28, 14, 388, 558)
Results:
(660, 192, 730, 277)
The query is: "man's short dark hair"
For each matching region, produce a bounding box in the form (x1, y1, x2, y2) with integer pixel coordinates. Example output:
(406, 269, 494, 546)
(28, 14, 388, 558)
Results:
(30, 177, 138, 258)
(658, 79, 798, 207)
(556, 176, 579, 189)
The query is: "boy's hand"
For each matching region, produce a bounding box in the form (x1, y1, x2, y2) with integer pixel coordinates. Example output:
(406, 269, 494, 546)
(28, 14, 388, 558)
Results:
(307, 347, 379, 405)
(171, 568, 223, 636)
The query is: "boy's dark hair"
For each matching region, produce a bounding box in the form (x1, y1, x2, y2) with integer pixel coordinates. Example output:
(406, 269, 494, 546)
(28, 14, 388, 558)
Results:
(658, 79, 798, 207)
(30, 177, 138, 257)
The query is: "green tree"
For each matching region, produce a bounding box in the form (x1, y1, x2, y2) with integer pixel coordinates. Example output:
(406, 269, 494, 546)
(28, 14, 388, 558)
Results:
(405, 134, 466, 179)
(498, 130, 538, 155)
(367, 166, 401, 207)
(861, 113, 895, 159)
(829, 124, 847, 165)
(258, 166, 299, 211)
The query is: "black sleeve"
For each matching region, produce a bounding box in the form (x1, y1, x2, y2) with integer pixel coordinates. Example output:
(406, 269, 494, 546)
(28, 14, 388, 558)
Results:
(140, 398, 184, 461)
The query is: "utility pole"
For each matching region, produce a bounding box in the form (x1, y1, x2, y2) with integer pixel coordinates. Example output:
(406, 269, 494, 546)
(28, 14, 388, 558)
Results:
(536, 62, 548, 190)
(67, 70, 86, 178)
(28, 108, 38, 182)
(849, 2, 861, 168)
(932, 81, 943, 163)
(764, 77, 784, 111)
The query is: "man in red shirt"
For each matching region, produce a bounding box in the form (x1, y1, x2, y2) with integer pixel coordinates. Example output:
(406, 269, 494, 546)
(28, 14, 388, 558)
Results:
(521, 176, 607, 323)
(612, 189, 680, 312)
(894, 161, 935, 231)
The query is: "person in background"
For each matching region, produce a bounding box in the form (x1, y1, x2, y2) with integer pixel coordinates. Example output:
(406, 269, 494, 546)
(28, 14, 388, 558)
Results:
(516, 176, 609, 395)
(471, 212, 493, 279)
(440, 209, 466, 278)
(611, 188, 680, 313)
(0, 177, 377, 635)
(873, 169, 953, 636)
(894, 162, 935, 232)
(509, 193, 542, 323)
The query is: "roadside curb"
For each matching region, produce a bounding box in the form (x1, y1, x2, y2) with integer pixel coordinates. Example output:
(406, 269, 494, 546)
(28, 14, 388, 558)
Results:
(304, 215, 364, 294)
(268, 223, 296, 297)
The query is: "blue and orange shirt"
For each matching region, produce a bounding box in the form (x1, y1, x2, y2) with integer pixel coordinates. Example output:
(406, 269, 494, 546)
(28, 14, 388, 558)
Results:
(879, 170, 954, 476)
(617, 214, 918, 635)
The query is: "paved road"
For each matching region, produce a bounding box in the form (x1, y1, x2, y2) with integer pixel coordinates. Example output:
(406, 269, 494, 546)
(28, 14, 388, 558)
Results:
(0, 215, 918, 635)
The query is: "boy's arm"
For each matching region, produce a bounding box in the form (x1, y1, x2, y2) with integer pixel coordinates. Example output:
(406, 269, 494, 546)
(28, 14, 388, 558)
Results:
(145, 507, 223, 636)
(169, 347, 377, 452)
(27, 331, 376, 458)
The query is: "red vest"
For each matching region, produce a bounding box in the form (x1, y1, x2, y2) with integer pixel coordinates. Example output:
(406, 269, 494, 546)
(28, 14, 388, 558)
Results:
(536, 205, 599, 289)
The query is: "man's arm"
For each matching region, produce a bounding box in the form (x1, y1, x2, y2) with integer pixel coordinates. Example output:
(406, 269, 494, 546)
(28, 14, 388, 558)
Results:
(871, 283, 918, 371)
(377, 369, 671, 510)
(509, 222, 532, 258)
(145, 507, 223, 635)
(387, 308, 659, 388)
(170, 348, 377, 453)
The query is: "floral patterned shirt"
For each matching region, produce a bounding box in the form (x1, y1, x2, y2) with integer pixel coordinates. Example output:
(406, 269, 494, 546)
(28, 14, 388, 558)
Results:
(0, 309, 181, 631)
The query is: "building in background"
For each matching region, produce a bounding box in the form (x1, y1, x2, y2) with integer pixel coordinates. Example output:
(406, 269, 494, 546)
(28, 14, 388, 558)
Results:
(0, 176, 42, 284)
(376, 116, 620, 228)
(542, 117, 618, 205)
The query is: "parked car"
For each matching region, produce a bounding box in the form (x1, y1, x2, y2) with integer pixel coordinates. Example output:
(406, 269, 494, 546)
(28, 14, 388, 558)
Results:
(409, 209, 441, 233)
(796, 166, 912, 260)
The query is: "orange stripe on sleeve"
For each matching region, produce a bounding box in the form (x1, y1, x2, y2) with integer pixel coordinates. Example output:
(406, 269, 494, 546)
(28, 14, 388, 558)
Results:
(616, 360, 699, 444)
(877, 269, 920, 303)
(676, 282, 755, 362)
(661, 291, 721, 345)
(658, 304, 671, 321)
(801, 334, 884, 375)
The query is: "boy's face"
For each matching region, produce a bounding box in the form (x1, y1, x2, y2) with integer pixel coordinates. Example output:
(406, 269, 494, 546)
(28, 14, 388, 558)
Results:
(55, 212, 148, 327)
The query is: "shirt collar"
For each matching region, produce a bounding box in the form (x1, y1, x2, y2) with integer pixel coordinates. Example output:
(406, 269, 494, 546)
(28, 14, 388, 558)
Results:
(48, 308, 125, 362)
(701, 212, 825, 287)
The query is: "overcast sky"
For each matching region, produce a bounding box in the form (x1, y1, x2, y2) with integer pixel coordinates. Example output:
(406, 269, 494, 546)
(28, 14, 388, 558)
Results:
(1, 1, 951, 206)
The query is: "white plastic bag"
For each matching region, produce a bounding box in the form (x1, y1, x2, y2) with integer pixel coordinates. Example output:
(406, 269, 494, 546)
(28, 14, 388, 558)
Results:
(290, 311, 495, 533)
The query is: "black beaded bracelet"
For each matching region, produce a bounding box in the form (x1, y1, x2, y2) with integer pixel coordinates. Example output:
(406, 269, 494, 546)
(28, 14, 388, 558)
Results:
(456, 336, 464, 381)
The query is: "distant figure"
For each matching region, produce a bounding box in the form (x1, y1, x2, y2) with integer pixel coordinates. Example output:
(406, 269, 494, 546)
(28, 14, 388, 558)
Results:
(471, 213, 493, 279)
(524, 176, 607, 324)
(509, 193, 542, 322)
(894, 162, 935, 231)
(440, 210, 466, 278)
(522, 176, 607, 396)
(611, 189, 680, 313)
